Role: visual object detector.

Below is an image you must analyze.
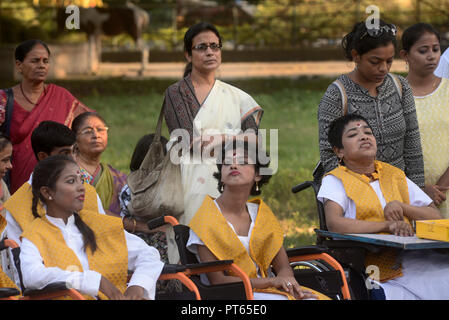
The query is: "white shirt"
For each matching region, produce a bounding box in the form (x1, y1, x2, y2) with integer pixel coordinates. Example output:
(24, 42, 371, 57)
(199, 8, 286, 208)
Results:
(317, 175, 432, 219)
(19, 214, 164, 300)
(435, 48, 449, 79)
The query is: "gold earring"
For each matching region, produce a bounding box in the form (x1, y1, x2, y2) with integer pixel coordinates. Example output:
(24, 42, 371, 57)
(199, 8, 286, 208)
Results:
(220, 184, 224, 192)
(255, 181, 259, 192)
(48, 196, 53, 200)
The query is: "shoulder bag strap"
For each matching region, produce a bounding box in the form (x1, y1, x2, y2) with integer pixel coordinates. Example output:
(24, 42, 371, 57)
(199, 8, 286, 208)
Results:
(333, 79, 348, 116)
(388, 73, 403, 100)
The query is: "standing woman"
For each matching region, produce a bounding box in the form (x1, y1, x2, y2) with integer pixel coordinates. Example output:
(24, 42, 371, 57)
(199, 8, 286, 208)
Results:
(162, 22, 263, 263)
(0, 40, 93, 193)
(318, 20, 425, 187)
(400, 23, 449, 217)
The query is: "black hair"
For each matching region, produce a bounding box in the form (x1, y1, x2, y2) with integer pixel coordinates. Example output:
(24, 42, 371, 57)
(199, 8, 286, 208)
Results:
(31, 121, 76, 160)
(183, 22, 222, 77)
(401, 23, 440, 52)
(71, 111, 107, 134)
(15, 39, 51, 62)
(342, 20, 397, 61)
(129, 134, 169, 172)
(328, 113, 374, 149)
(31, 155, 97, 253)
(0, 134, 11, 153)
(213, 139, 271, 196)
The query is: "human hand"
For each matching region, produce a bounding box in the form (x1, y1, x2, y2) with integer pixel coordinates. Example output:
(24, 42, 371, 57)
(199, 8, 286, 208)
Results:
(272, 276, 318, 300)
(99, 276, 128, 300)
(124, 285, 146, 300)
(383, 201, 405, 221)
(387, 220, 414, 237)
(423, 184, 449, 206)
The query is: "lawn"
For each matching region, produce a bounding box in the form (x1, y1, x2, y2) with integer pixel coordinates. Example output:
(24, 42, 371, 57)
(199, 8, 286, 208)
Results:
(22, 76, 334, 247)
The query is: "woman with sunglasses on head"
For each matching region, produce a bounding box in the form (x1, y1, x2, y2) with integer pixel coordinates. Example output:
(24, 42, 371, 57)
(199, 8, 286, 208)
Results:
(400, 23, 449, 217)
(71, 112, 127, 217)
(162, 22, 263, 264)
(0, 39, 93, 194)
(318, 20, 425, 189)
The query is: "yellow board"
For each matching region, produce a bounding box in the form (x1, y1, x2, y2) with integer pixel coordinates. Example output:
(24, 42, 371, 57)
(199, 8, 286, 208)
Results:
(416, 219, 449, 242)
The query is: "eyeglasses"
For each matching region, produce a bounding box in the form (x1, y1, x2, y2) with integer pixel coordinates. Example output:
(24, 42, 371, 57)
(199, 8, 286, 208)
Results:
(79, 126, 109, 136)
(360, 24, 397, 40)
(192, 42, 222, 52)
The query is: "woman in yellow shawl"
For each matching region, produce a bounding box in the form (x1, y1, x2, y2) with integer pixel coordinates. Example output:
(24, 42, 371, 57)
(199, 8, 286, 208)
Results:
(187, 140, 326, 300)
(72, 112, 127, 217)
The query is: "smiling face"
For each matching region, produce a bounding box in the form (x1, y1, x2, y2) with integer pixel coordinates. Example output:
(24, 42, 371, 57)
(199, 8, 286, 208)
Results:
(16, 44, 50, 83)
(353, 43, 395, 84)
(186, 30, 222, 75)
(403, 32, 441, 77)
(44, 162, 85, 213)
(75, 116, 108, 157)
(0, 143, 12, 179)
(334, 120, 377, 165)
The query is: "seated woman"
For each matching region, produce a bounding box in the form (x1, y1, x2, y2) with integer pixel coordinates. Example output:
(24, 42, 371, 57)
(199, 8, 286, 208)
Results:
(71, 112, 127, 217)
(187, 141, 327, 300)
(0, 135, 16, 290)
(19, 155, 164, 300)
(317, 113, 449, 300)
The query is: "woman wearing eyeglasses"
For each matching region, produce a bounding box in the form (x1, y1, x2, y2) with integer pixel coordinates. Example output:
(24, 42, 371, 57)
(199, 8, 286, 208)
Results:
(400, 23, 449, 217)
(162, 22, 263, 264)
(0, 39, 93, 194)
(318, 20, 425, 188)
(71, 112, 127, 217)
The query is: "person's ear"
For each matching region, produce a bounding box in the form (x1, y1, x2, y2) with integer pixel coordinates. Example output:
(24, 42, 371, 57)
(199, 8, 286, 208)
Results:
(351, 49, 360, 64)
(39, 186, 54, 202)
(399, 49, 408, 62)
(37, 151, 49, 162)
(333, 146, 344, 162)
(185, 51, 192, 63)
(15, 60, 23, 74)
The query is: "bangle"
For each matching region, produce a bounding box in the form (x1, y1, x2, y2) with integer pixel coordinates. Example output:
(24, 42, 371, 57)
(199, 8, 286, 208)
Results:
(131, 218, 137, 233)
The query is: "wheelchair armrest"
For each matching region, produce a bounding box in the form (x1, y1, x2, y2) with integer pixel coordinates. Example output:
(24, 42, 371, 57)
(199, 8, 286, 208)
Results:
(161, 264, 187, 274)
(291, 181, 313, 194)
(184, 259, 234, 273)
(22, 282, 69, 296)
(323, 239, 382, 253)
(286, 245, 328, 257)
(0, 288, 20, 298)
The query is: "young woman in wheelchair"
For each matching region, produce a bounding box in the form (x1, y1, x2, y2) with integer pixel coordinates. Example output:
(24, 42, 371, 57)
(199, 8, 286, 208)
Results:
(318, 113, 449, 299)
(186, 140, 329, 300)
(19, 155, 164, 300)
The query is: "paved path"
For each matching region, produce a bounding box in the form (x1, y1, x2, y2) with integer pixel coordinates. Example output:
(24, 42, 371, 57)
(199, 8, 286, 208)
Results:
(98, 60, 407, 79)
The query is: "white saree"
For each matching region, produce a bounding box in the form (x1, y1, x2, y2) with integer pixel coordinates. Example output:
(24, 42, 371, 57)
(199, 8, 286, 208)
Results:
(166, 79, 263, 263)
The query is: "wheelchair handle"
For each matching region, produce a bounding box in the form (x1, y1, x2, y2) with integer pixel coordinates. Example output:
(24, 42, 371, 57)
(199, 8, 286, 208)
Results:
(291, 181, 313, 193)
(147, 215, 180, 230)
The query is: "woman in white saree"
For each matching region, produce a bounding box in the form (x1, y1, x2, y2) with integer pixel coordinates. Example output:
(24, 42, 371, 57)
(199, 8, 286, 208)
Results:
(162, 22, 263, 264)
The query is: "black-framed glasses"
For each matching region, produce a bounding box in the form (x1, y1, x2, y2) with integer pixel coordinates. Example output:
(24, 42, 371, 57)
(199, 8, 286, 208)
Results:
(192, 42, 222, 52)
(360, 24, 397, 40)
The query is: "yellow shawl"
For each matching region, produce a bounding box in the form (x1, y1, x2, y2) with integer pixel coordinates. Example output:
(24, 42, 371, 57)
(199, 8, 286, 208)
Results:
(0, 214, 19, 291)
(21, 210, 128, 300)
(190, 196, 329, 300)
(327, 160, 412, 282)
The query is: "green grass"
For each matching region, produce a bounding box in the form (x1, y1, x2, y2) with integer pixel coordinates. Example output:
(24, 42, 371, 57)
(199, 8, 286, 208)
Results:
(3, 76, 332, 247)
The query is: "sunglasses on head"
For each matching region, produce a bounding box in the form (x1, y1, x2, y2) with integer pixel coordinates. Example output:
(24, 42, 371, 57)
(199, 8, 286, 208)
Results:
(360, 24, 397, 40)
(192, 42, 222, 52)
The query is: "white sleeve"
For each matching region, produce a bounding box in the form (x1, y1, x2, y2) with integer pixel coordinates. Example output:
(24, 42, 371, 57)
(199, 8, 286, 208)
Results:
(186, 228, 204, 256)
(434, 50, 449, 78)
(96, 194, 106, 215)
(19, 238, 102, 297)
(317, 175, 350, 212)
(125, 231, 164, 300)
(406, 177, 433, 207)
(5, 210, 22, 245)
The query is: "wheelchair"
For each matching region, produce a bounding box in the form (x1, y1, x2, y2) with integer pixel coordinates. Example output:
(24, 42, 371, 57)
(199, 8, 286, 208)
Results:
(291, 162, 386, 300)
(148, 214, 352, 300)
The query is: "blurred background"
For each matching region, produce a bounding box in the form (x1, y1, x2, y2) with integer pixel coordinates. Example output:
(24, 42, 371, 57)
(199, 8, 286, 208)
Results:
(1, 0, 448, 246)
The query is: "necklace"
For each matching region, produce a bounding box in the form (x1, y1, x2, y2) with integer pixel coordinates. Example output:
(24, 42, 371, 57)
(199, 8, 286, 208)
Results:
(20, 82, 46, 106)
